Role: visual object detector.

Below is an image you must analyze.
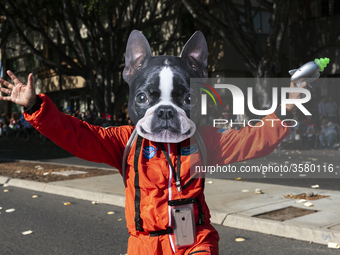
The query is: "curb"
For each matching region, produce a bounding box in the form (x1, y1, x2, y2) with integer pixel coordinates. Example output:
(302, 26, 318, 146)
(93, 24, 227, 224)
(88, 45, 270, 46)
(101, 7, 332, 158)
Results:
(0, 176, 10, 184)
(2, 176, 339, 246)
(5, 178, 125, 207)
(0, 158, 118, 172)
(224, 214, 340, 245)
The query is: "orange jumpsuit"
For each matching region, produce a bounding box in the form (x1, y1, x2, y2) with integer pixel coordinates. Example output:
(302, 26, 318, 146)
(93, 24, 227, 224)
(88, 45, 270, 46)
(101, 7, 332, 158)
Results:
(25, 94, 291, 255)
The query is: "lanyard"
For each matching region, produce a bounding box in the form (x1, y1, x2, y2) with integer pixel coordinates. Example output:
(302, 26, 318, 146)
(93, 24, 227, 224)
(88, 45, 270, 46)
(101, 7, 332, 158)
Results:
(159, 143, 182, 192)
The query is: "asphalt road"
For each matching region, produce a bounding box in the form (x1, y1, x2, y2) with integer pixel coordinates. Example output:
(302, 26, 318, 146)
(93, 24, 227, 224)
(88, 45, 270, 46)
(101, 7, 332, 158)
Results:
(1, 186, 129, 255)
(1, 186, 338, 255)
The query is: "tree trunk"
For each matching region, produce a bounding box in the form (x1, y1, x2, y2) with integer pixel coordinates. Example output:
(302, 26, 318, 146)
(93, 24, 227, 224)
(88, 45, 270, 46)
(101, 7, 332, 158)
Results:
(254, 75, 271, 110)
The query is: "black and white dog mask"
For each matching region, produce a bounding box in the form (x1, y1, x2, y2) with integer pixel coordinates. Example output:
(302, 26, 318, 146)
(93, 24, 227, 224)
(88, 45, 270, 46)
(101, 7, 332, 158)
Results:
(123, 30, 208, 143)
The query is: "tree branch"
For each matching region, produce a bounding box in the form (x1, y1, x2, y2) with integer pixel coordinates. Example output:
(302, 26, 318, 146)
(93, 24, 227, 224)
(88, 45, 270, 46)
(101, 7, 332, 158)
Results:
(256, 0, 273, 11)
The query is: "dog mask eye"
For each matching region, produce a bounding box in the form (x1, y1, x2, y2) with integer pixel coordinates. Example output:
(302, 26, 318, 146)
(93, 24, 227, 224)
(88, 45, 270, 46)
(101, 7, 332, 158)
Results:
(184, 94, 196, 105)
(136, 93, 148, 104)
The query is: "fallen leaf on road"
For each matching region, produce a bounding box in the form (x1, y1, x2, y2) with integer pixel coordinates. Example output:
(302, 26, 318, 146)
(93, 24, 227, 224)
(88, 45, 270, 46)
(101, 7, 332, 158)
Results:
(241, 190, 249, 193)
(5, 208, 15, 213)
(206, 181, 213, 184)
(22, 230, 34, 235)
(311, 158, 318, 161)
(235, 238, 245, 242)
(118, 219, 122, 221)
(304, 202, 313, 207)
(52, 170, 88, 176)
(3, 189, 9, 192)
(311, 185, 319, 189)
(0, 207, 2, 210)
(328, 242, 340, 249)
(64, 202, 71, 205)
(32, 195, 38, 198)
(92, 201, 98, 205)
(107, 211, 115, 215)
(235, 177, 242, 181)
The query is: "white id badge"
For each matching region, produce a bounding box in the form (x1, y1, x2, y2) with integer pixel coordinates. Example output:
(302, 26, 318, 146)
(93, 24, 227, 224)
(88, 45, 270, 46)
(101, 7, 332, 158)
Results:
(169, 199, 197, 248)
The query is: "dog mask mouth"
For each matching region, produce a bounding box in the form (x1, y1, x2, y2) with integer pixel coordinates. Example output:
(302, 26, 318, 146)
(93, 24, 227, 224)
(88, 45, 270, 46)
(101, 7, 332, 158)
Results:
(136, 107, 196, 143)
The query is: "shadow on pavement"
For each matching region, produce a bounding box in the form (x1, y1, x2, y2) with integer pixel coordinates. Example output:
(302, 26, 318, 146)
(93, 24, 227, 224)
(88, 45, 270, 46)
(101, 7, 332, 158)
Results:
(0, 137, 112, 169)
(0, 137, 73, 161)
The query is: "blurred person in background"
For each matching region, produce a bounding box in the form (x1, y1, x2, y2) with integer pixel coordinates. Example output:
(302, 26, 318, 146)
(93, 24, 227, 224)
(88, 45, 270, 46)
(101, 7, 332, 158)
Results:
(23, 119, 33, 141)
(0, 122, 3, 138)
(325, 96, 339, 124)
(319, 121, 338, 149)
(318, 96, 327, 120)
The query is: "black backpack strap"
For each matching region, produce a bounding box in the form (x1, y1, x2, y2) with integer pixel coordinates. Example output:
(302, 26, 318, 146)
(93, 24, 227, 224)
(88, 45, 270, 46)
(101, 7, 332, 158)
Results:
(194, 130, 207, 167)
(122, 128, 138, 187)
(194, 130, 207, 225)
(133, 135, 144, 231)
(195, 197, 205, 225)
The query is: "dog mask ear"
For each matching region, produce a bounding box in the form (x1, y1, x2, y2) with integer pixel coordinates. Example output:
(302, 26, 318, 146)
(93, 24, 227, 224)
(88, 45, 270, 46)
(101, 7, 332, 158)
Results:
(123, 30, 152, 84)
(180, 31, 208, 78)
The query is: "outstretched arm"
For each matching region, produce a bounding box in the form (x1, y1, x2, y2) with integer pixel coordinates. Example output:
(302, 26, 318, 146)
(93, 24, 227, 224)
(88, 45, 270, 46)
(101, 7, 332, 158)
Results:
(0, 71, 133, 172)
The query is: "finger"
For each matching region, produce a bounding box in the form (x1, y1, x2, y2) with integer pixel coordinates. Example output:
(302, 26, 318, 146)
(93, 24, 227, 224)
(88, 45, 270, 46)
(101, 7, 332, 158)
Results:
(0, 95, 13, 102)
(290, 82, 296, 88)
(0, 87, 12, 95)
(0, 78, 15, 90)
(7, 70, 24, 86)
(27, 73, 34, 89)
(300, 82, 307, 89)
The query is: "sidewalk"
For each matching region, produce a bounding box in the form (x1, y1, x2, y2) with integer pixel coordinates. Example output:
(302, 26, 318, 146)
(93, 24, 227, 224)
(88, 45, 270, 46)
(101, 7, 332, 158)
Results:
(1, 138, 340, 246)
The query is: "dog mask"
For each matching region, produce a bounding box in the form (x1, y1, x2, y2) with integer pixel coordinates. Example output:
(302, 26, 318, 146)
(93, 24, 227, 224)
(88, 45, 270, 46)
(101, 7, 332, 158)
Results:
(123, 30, 208, 143)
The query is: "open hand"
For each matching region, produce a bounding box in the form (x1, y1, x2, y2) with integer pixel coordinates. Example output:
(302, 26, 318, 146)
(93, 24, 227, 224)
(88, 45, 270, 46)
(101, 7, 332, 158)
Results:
(0, 70, 36, 108)
(286, 81, 308, 112)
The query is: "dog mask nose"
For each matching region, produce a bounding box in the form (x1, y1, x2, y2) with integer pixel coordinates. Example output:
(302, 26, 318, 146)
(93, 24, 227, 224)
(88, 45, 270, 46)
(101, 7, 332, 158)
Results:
(156, 106, 176, 120)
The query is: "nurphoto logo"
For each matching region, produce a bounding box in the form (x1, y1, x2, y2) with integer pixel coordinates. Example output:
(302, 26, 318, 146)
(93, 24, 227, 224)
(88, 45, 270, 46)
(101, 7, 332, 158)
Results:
(193, 78, 312, 128)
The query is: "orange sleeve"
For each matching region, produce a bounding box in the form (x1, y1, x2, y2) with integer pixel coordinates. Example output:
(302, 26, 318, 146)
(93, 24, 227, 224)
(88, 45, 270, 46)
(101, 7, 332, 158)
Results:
(199, 113, 291, 166)
(24, 94, 133, 173)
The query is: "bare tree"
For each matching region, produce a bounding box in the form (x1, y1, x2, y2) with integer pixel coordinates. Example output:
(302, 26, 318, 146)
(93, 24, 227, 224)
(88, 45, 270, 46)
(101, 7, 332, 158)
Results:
(181, 0, 292, 108)
(0, 0, 183, 115)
